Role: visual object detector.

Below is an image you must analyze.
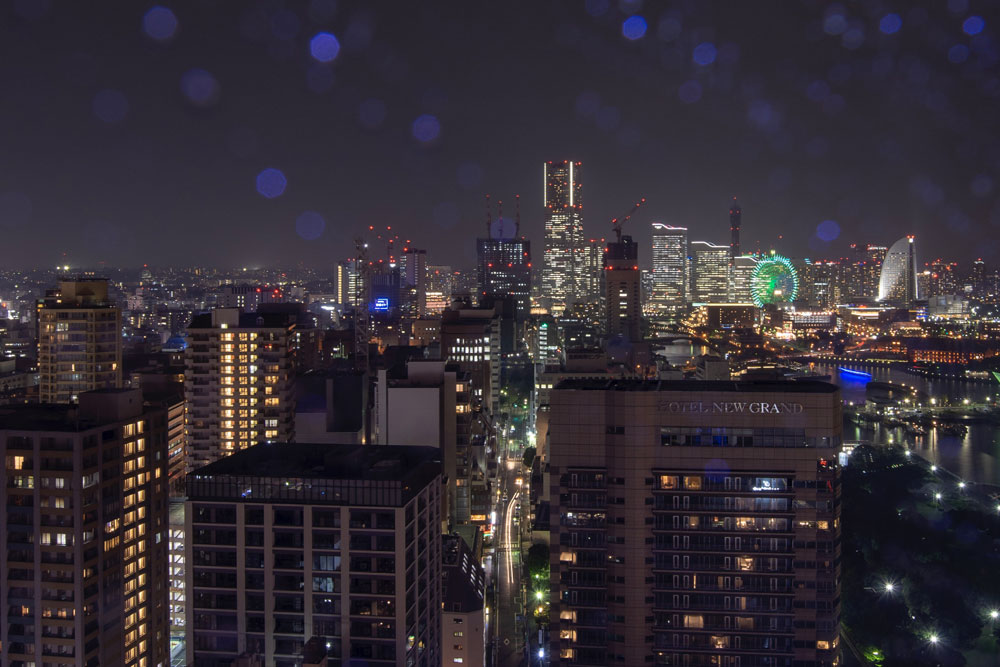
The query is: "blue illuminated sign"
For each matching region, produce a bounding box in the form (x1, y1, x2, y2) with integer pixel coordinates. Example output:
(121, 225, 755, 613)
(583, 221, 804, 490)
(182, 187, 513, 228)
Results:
(373, 298, 390, 311)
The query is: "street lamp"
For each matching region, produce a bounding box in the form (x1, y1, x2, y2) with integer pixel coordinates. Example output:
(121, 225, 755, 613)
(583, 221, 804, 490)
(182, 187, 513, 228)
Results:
(934, 492, 942, 502)
(884, 582, 895, 594)
(930, 465, 937, 473)
(928, 633, 939, 645)
(989, 609, 999, 621)
(958, 481, 966, 490)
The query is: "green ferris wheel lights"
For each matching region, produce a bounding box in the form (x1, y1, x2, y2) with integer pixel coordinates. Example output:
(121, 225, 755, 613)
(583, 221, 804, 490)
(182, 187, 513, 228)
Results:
(751, 254, 799, 307)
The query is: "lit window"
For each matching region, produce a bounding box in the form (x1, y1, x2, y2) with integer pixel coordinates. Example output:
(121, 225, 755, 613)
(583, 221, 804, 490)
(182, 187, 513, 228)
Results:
(658, 475, 679, 490)
(683, 476, 702, 490)
(683, 614, 704, 628)
(817, 640, 831, 650)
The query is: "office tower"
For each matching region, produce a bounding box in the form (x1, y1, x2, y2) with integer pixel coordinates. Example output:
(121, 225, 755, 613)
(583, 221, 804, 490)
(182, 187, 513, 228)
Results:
(477, 237, 532, 320)
(877, 236, 918, 304)
(184, 307, 295, 470)
(846, 244, 886, 299)
(604, 236, 642, 341)
(729, 198, 742, 263)
(441, 534, 487, 667)
(37, 278, 122, 403)
(425, 265, 453, 316)
(441, 305, 501, 416)
(369, 265, 402, 320)
(729, 255, 758, 303)
(548, 379, 842, 667)
(690, 241, 731, 304)
(374, 360, 476, 526)
(1, 389, 170, 667)
(335, 260, 359, 307)
(542, 160, 584, 315)
(582, 237, 607, 319)
(969, 258, 986, 294)
(922, 258, 959, 298)
(185, 443, 443, 667)
(218, 284, 262, 312)
(650, 224, 688, 310)
(399, 248, 428, 318)
(799, 260, 842, 309)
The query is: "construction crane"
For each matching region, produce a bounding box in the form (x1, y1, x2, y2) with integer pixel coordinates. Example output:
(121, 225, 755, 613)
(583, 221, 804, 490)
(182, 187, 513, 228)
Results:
(610, 197, 647, 243)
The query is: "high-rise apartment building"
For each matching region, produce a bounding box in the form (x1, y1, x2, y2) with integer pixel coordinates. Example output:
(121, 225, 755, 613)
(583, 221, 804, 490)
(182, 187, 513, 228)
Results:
(477, 237, 532, 320)
(846, 244, 885, 299)
(37, 278, 122, 403)
(582, 237, 607, 317)
(542, 160, 584, 315)
(651, 224, 688, 310)
(184, 308, 295, 470)
(690, 242, 731, 304)
(441, 534, 487, 667)
(548, 379, 842, 667)
(1, 389, 170, 667)
(604, 236, 642, 342)
(184, 443, 443, 667)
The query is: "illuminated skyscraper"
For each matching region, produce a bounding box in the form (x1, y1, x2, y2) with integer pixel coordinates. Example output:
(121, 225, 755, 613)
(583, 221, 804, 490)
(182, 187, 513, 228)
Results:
(542, 160, 584, 315)
(477, 210, 532, 320)
(399, 247, 427, 318)
(650, 223, 688, 310)
(729, 198, 742, 262)
(877, 236, 918, 304)
(425, 264, 453, 315)
(729, 255, 758, 303)
(690, 241, 731, 303)
(335, 260, 358, 306)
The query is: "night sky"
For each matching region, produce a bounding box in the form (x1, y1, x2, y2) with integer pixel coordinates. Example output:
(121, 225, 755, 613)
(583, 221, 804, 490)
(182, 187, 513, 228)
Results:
(1, 0, 998, 270)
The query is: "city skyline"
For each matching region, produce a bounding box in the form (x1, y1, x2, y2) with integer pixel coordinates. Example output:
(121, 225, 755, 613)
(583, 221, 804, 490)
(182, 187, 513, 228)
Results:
(1, 2, 998, 268)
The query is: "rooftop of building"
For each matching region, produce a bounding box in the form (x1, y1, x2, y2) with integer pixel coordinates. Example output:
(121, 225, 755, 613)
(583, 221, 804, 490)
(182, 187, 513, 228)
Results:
(190, 442, 441, 488)
(442, 534, 485, 612)
(187, 309, 296, 329)
(553, 378, 839, 394)
(0, 388, 148, 431)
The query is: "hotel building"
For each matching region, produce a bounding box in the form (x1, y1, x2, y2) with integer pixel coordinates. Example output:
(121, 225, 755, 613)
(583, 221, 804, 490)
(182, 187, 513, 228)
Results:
(549, 379, 842, 667)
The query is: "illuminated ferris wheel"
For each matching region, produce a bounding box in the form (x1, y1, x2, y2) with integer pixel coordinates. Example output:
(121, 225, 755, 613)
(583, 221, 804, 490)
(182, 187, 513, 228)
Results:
(750, 253, 799, 307)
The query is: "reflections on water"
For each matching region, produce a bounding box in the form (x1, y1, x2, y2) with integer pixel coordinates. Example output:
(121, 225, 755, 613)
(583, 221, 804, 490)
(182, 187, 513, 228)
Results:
(817, 363, 1000, 486)
(655, 341, 710, 367)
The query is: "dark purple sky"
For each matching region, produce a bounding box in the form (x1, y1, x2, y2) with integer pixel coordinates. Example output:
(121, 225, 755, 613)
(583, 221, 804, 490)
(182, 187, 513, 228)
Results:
(0, 0, 998, 270)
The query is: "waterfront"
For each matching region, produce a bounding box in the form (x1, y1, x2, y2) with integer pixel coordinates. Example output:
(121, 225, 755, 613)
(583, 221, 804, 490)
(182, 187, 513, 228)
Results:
(816, 362, 1000, 486)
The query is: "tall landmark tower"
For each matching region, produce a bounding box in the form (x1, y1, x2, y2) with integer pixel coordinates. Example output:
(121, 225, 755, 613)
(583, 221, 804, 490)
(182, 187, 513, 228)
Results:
(542, 160, 584, 315)
(729, 197, 742, 263)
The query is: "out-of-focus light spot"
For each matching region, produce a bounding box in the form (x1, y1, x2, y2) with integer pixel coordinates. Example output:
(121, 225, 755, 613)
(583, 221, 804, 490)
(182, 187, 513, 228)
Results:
(0, 192, 33, 228)
(432, 202, 459, 229)
(879, 13, 902, 35)
(622, 15, 647, 41)
(306, 64, 335, 93)
(595, 106, 621, 131)
(92, 89, 129, 124)
(270, 10, 301, 41)
(310, 32, 341, 63)
(948, 44, 970, 63)
(585, 0, 610, 17)
(576, 91, 601, 118)
(971, 174, 993, 196)
(805, 80, 830, 102)
(823, 13, 848, 36)
(816, 219, 840, 242)
(295, 211, 325, 240)
(143, 6, 178, 42)
(657, 16, 681, 41)
(693, 42, 717, 66)
(678, 80, 702, 104)
(747, 100, 775, 129)
(412, 114, 441, 143)
(256, 168, 287, 199)
(963, 16, 985, 36)
(842, 27, 865, 50)
(457, 162, 483, 189)
(180, 68, 220, 107)
(358, 98, 386, 129)
(13, 0, 50, 21)
(308, 0, 338, 22)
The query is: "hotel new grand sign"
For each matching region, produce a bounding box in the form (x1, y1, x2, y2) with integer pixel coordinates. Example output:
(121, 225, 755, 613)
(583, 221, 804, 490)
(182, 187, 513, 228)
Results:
(657, 400, 804, 415)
